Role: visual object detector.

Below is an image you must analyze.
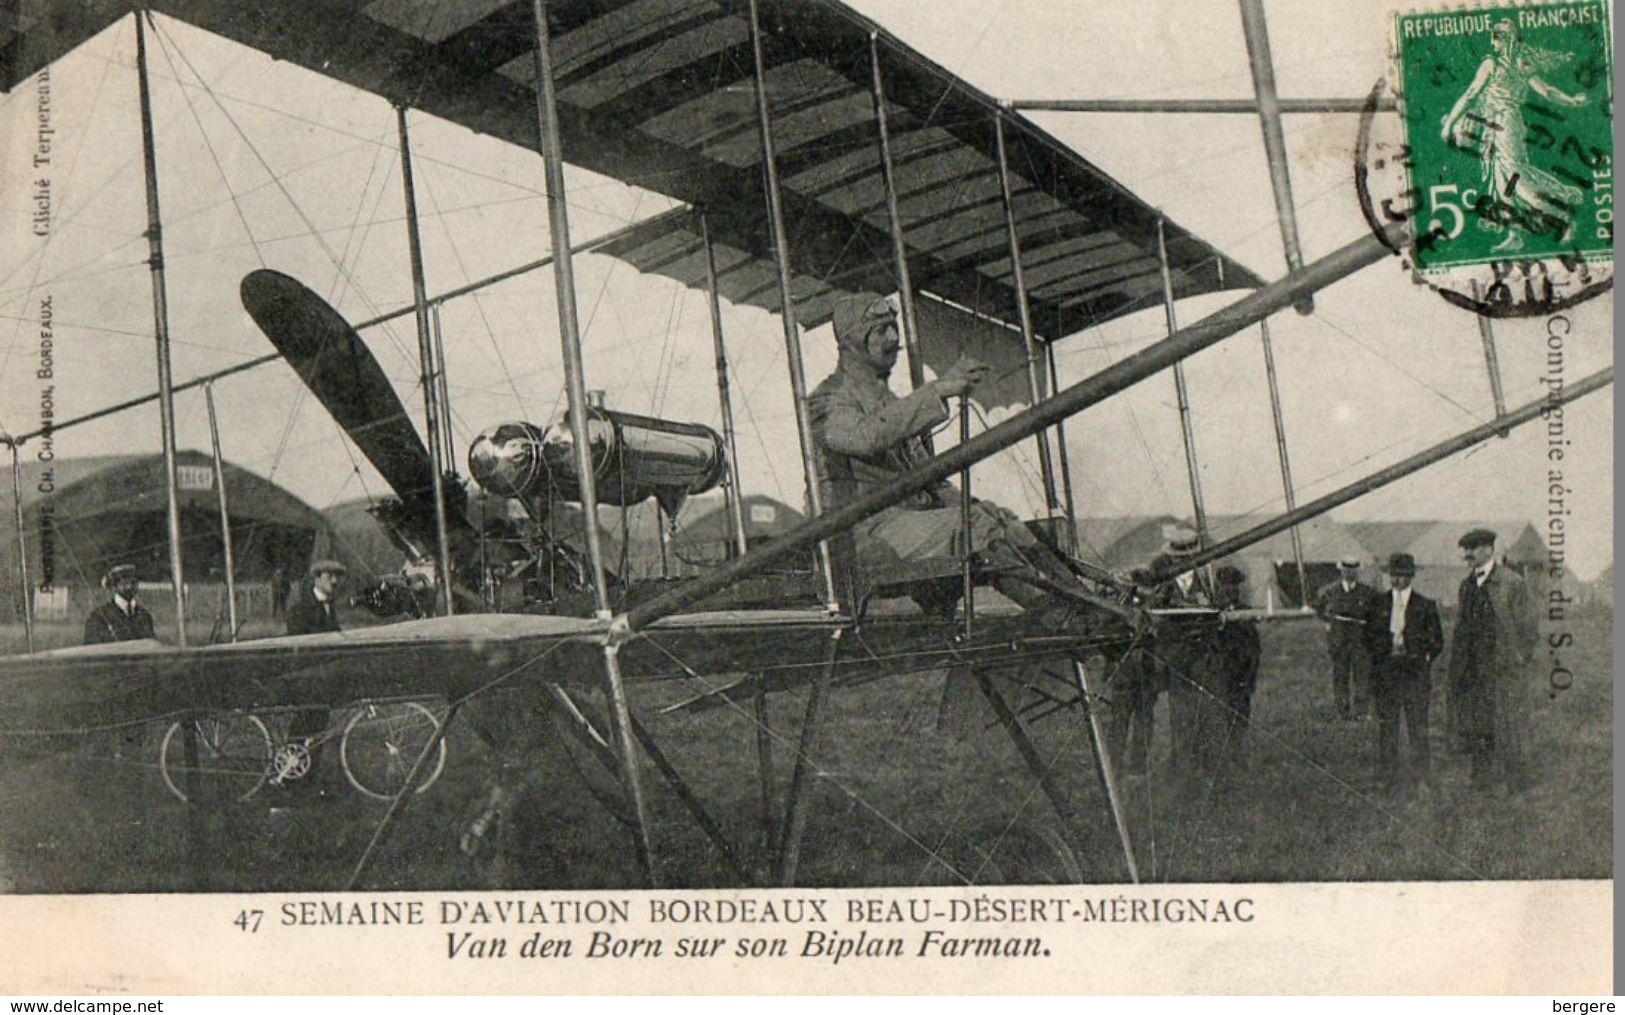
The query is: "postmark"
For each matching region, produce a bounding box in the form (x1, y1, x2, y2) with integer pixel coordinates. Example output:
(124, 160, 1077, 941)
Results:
(1356, 0, 1615, 316)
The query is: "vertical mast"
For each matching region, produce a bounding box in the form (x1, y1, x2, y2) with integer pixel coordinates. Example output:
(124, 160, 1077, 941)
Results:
(993, 112, 1061, 523)
(203, 383, 239, 640)
(1046, 337, 1080, 554)
(747, 0, 838, 611)
(868, 34, 926, 400)
(134, 11, 187, 646)
(1157, 216, 1211, 548)
(1258, 318, 1308, 603)
(699, 212, 750, 559)
(1470, 279, 1509, 432)
(395, 106, 457, 616)
(8, 442, 33, 653)
(1239, 0, 1313, 315)
(529, 0, 655, 882)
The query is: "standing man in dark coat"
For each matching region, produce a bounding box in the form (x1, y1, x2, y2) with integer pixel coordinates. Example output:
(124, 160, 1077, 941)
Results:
(1363, 553, 1444, 791)
(83, 564, 157, 644)
(1314, 558, 1380, 720)
(281, 559, 347, 792)
(1447, 528, 1537, 791)
(1213, 564, 1263, 759)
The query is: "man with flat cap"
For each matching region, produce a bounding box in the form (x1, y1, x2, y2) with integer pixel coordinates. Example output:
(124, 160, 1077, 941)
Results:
(286, 559, 347, 636)
(1313, 557, 1380, 720)
(83, 564, 157, 644)
(808, 292, 1092, 626)
(1362, 552, 1443, 791)
(1447, 528, 1537, 791)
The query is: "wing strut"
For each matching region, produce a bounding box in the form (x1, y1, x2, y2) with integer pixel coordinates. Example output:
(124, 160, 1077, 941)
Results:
(994, 113, 1063, 523)
(748, 0, 840, 613)
(1257, 317, 1310, 604)
(528, 0, 655, 884)
(135, 11, 188, 646)
(5, 441, 33, 652)
(395, 106, 457, 616)
(1157, 217, 1212, 552)
(699, 212, 751, 560)
(1471, 280, 1511, 431)
(1239, 0, 1314, 315)
(203, 383, 240, 641)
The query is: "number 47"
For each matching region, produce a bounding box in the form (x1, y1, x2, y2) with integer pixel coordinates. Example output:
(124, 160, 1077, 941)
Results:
(235, 909, 264, 933)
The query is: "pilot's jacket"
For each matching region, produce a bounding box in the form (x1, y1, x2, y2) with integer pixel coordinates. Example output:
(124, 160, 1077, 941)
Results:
(809, 364, 1031, 568)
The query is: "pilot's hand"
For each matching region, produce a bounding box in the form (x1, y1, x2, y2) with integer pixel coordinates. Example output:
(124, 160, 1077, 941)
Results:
(936, 356, 992, 397)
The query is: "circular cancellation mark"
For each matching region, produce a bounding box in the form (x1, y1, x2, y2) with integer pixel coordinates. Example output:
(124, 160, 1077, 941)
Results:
(1356, 3, 1614, 319)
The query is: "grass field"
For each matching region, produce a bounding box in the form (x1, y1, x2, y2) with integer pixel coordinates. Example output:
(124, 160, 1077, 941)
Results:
(0, 609, 1610, 892)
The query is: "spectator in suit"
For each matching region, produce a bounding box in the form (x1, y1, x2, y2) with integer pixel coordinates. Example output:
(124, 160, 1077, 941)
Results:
(1313, 558, 1380, 720)
(1212, 564, 1263, 758)
(83, 564, 157, 645)
(286, 559, 346, 636)
(1363, 552, 1444, 792)
(281, 559, 347, 794)
(1446, 528, 1538, 792)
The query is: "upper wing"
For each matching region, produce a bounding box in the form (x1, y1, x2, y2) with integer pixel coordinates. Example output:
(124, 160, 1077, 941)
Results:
(2, 0, 1258, 340)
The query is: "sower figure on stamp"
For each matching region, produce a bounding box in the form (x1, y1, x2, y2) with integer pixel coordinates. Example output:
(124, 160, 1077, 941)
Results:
(1313, 558, 1379, 720)
(1361, 553, 1443, 793)
(1446, 528, 1538, 792)
(807, 292, 1100, 630)
(83, 563, 156, 645)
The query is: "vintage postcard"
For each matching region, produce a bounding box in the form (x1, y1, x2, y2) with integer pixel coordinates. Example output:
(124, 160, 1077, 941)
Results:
(0, 0, 1611, 995)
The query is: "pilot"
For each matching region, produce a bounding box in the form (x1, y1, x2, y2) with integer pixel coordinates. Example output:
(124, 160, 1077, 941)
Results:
(83, 564, 157, 644)
(807, 292, 1092, 626)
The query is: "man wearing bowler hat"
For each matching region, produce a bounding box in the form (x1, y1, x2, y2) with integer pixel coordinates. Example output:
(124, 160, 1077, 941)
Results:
(83, 563, 157, 644)
(1313, 557, 1380, 720)
(1362, 552, 1443, 791)
(1447, 528, 1537, 791)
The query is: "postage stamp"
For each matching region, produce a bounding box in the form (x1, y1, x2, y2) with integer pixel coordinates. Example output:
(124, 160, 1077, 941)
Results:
(1393, 2, 1614, 271)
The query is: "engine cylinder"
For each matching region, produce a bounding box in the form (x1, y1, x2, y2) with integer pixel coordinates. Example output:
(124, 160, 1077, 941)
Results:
(469, 408, 725, 514)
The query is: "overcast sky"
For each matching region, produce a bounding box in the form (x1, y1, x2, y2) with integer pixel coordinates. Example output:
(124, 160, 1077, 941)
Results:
(0, 0, 1610, 579)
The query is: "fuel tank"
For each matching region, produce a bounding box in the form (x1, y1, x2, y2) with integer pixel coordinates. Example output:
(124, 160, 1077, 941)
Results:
(468, 407, 726, 516)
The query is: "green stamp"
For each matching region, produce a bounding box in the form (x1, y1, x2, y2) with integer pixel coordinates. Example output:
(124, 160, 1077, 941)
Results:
(1394, 2, 1614, 270)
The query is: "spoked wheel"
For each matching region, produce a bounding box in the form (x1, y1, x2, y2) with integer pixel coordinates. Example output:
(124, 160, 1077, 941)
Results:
(159, 714, 275, 805)
(339, 701, 447, 800)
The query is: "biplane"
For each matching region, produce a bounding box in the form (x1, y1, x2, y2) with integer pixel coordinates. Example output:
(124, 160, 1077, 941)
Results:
(0, 0, 1610, 891)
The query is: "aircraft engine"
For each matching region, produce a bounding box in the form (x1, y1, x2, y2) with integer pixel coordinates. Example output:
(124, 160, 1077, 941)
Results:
(469, 407, 726, 516)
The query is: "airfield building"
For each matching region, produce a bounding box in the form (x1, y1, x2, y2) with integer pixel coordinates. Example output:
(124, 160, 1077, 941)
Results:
(0, 451, 332, 631)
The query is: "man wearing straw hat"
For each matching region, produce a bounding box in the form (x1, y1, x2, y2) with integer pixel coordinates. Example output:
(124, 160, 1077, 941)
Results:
(82, 563, 156, 644)
(1362, 552, 1443, 792)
